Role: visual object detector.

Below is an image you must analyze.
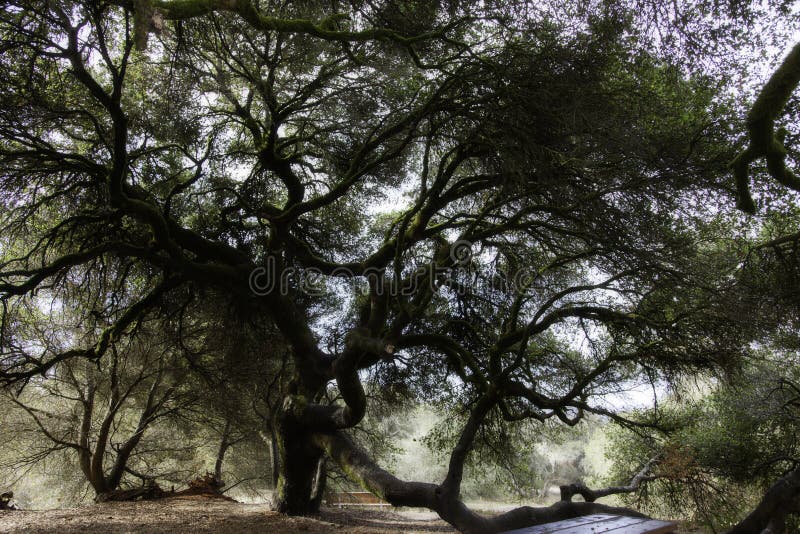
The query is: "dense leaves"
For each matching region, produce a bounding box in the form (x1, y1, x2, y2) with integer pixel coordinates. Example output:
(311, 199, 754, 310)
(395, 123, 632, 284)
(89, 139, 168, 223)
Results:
(1, 0, 799, 531)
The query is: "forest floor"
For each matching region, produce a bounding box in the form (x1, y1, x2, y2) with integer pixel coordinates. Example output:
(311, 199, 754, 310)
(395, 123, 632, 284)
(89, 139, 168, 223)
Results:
(0, 494, 705, 533)
(0, 494, 454, 533)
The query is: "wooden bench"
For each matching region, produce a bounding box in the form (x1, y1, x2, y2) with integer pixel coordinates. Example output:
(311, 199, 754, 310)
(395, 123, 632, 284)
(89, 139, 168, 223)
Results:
(500, 513, 677, 534)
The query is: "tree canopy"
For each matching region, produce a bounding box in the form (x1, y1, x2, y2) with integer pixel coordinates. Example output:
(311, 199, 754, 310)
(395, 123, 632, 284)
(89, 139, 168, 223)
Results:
(2, 1, 800, 532)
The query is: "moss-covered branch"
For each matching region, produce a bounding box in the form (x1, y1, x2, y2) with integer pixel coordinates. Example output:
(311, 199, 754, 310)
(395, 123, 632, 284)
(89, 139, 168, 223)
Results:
(731, 41, 800, 213)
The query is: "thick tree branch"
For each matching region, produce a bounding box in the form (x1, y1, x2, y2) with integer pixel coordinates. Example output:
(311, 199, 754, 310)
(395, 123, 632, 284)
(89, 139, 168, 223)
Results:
(315, 430, 649, 534)
(731, 41, 800, 213)
(727, 465, 800, 534)
(148, 0, 455, 45)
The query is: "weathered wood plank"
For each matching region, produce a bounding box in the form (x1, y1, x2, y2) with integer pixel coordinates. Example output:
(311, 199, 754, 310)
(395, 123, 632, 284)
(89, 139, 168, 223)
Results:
(500, 514, 622, 534)
(500, 514, 676, 534)
(555, 516, 646, 533)
(604, 520, 676, 534)
(553, 516, 655, 533)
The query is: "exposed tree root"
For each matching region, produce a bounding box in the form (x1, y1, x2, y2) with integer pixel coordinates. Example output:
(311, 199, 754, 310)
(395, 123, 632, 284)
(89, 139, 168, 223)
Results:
(96, 473, 232, 503)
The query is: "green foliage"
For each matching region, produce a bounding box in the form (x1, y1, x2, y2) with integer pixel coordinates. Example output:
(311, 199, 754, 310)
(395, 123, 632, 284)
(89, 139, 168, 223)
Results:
(365, 402, 604, 503)
(606, 358, 800, 530)
(1, 0, 800, 526)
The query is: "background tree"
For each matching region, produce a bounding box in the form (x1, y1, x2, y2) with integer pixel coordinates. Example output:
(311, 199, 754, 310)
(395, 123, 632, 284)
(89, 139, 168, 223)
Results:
(605, 356, 800, 531)
(0, 314, 194, 499)
(604, 209, 800, 532)
(171, 299, 292, 496)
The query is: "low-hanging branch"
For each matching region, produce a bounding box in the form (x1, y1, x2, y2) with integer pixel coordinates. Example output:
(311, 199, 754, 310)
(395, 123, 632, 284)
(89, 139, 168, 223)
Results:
(559, 456, 661, 503)
(315, 429, 649, 534)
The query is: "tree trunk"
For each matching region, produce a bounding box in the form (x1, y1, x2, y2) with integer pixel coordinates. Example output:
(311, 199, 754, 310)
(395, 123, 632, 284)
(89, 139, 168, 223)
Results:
(214, 420, 232, 484)
(258, 428, 281, 488)
(270, 417, 325, 515)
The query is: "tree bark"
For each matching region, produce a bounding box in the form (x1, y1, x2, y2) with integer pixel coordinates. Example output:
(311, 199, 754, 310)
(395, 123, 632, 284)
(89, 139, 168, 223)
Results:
(271, 431, 280, 488)
(727, 465, 800, 534)
(258, 429, 281, 488)
(270, 412, 325, 515)
(214, 420, 232, 484)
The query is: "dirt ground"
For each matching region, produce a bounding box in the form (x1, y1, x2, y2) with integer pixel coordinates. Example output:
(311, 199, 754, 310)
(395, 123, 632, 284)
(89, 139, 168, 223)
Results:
(0, 495, 706, 533)
(0, 495, 455, 533)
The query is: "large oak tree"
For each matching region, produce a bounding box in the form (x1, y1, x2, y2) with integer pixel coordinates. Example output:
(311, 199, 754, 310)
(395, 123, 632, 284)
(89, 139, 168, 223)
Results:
(0, 1, 786, 531)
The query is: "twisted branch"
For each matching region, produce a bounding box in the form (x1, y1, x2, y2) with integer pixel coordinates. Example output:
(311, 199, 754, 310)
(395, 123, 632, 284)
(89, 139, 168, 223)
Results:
(731, 42, 800, 213)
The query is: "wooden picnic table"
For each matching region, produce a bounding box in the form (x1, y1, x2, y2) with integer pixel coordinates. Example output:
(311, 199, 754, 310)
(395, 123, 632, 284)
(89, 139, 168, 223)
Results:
(500, 513, 676, 534)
